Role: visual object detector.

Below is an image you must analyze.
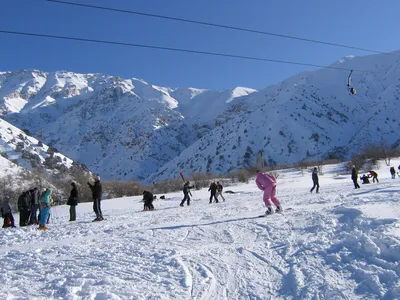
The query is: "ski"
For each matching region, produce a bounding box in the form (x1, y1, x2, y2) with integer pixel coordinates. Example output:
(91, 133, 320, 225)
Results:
(258, 207, 293, 217)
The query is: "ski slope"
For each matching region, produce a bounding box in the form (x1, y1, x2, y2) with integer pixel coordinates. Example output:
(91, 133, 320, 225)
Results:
(0, 160, 400, 299)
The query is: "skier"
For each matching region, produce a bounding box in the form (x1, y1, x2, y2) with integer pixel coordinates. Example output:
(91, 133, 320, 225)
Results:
(309, 167, 320, 193)
(39, 189, 53, 230)
(88, 175, 103, 221)
(17, 191, 31, 227)
(1, 196, 15, 228)
(390, 167, 396, 179)
(142, 190, 155, 211)
(216, 181, 225, 201)
(208, 181, 218, 203)
(255, 170, 282, 215)
(368, 170, 379, 183)
(67, 182, 78, 221)
(351, 166, 360, 189)
(180, 181, 194, 207)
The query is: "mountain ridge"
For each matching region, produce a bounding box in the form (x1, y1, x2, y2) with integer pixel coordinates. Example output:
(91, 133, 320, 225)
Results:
(1, 51, 399, 183)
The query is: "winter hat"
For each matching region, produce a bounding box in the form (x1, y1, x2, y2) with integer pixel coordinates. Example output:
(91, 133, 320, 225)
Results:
(95, 175, 101, 181)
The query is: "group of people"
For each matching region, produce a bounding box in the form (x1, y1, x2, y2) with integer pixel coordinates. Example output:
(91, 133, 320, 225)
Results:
(4, 163, 400, 228)
(0, 187, 54, 230)
(178, 171, 282, 216)
(0, 175, 103, 230)
(311, 165, 399, 191)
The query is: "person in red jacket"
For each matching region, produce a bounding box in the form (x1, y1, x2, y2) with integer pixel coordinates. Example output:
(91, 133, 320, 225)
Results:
(255, 170, 282, 215)
(368, 170, 379, 183)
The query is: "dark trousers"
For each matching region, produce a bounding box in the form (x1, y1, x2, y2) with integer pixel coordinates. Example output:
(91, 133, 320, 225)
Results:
(3, 213, 15, 228)
(310, 181, 320, 193)
(93, 198, 103, 218)
(180, 193, 191, 206)
(30, 204, 39, 224)
(19, 210, 31, 227)
(69, 205, 76, 221)
(352, 179, 360, 189)
(209, 192, 218, 203)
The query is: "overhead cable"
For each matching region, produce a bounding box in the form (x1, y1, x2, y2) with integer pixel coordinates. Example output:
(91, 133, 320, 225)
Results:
(0, 29, 383, 74)
(46, 0, 399, 57)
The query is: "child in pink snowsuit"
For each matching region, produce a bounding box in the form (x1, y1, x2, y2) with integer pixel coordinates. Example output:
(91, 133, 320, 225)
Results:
(255, 170, 282, 215)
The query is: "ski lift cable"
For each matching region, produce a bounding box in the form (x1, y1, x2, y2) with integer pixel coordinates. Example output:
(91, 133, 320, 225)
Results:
(46, 0, 400, 57)
(0, 29, 384, 75)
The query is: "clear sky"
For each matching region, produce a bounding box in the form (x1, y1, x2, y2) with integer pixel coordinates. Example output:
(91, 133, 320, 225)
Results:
(0, 0, 399, 90)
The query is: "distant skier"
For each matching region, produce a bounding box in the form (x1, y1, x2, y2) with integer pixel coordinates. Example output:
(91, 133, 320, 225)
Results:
(180, 181, 194, 207)
(39, 189, 53, 230)
(309, 167, 320, 193)
(255, 170, 282, 215)
(1, 196, 15, 228)
(67, 182, 78, 221)
(390, 167, 396, 179)
(351, 166, 360, 189)
(368, 170, 379, 183)
(142, 190, 154, 211)
(88, 175, 103, 221)
(216, 181, 225, 201)
(208, 181, 218, 203)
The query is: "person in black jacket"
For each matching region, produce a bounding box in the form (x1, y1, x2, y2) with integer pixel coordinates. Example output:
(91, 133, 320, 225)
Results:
(310, 167, 320, 193)
(67, 182, 78, 221)
(142, 190, 155, 211)
(88, 175, 103, 221)
(208, 181, 218, 203)
(351, 166, 360, 189)
(180, 181, 194, 207)
(18, 191, 31, 227)
(29, 188, 40, 224)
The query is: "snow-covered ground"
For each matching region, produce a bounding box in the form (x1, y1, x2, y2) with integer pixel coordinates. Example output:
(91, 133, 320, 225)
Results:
(1, 160, 400, 299)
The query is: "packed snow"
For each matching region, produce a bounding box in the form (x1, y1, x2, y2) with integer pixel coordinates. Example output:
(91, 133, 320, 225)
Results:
(1, 160, 400, 299)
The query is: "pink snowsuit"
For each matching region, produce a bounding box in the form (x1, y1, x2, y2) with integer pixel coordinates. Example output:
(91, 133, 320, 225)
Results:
(256, 172, 281, 207)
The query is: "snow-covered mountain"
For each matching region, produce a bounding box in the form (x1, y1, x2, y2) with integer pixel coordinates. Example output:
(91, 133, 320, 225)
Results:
(0, 116, 91, 199)
(1, 50, 400, 183)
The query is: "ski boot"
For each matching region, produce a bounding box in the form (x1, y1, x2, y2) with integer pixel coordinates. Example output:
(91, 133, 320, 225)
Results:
(265, 206, 273, 216)
(275, 205, 283, 213)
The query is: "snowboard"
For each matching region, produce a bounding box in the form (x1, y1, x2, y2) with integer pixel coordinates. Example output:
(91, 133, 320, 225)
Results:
(258, 207, 293, 217)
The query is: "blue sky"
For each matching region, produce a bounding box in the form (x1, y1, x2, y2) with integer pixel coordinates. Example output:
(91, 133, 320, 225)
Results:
(0, 0, 399, 90)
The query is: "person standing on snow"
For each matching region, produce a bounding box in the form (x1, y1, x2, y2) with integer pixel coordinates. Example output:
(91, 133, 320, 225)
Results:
(29, 188, 40, 224)
(216, 181, 225, 201)
(208, 181, 218, 203)
(39, 189, 53, 230)
(67, 182, 78, 221)
(255, 170, 282, 215)
(351, 166, 360, 189)
(142, 190, 155, 211)
(88, 175, 103, 221)
(180, 181, 194, 207)
(1, 196, 15, 228)
(18, 191, 31, 227)
(310, 167, 320, 193)
(390, 167, 396, 179)
(368, 170, 379, 183)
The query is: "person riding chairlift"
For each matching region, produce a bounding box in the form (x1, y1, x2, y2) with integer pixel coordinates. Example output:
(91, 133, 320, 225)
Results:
(348, 70, 356, 95)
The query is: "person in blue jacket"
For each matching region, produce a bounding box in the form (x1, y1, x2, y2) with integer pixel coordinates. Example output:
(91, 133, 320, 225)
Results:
(39, 189, 53, 230)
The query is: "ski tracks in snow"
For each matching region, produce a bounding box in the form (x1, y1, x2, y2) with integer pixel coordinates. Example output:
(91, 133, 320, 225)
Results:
(0, 175, 399, 299)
